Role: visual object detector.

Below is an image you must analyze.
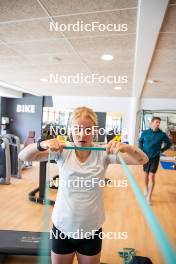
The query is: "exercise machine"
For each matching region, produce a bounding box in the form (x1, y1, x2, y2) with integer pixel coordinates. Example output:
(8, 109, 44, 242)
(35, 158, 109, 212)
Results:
(3, 134, 22, 179)
(0, 230, 50, 261)
(28, 161, 56, 205)
(28, 126, 60, 205)
(0, 137, 11, 184)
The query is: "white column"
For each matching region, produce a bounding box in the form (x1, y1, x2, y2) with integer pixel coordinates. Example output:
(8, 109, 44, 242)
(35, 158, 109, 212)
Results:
(128, 97, 140, 145)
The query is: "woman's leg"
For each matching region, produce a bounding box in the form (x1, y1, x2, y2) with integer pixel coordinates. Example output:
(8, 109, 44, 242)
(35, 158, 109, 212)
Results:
(51, 251, 75, 264)
(51, 225, 75, 264)
(147, 172, 155, 203)
(76, 252, 101, 264)
(75, 227, 102, 264)
(144, 171, 149, 196)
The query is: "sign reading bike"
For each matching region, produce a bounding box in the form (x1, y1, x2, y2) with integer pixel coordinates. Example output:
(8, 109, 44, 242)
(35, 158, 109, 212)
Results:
(16, 104, 36, 114)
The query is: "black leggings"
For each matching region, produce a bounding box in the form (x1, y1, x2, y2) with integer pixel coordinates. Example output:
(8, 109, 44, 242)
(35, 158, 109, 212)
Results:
(51, 225, 102, 256)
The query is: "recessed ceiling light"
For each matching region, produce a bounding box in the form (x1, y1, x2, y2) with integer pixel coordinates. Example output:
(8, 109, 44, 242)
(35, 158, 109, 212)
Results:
(40, 78, 48, 82)
(101, 54, 114, 61)
(114, 86, 122, 90)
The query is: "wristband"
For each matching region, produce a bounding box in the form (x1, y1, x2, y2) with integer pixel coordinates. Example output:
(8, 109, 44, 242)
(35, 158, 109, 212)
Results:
(37, 139, 46, 151)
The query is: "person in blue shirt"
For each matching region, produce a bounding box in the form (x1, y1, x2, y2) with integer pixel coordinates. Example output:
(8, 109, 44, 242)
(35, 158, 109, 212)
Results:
(138, 116, 172, 205)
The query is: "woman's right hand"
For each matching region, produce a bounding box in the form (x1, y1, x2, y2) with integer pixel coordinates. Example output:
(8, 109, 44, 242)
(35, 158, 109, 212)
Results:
(40, 138, 65, 152)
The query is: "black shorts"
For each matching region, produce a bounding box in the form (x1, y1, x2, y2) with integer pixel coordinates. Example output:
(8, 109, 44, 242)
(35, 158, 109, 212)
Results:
(51, 225, 102, 256)
(143, 156, 160, 173)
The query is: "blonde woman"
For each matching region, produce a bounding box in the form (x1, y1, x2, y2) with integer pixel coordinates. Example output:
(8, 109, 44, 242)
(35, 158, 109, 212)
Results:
(19, 106, 148, 264)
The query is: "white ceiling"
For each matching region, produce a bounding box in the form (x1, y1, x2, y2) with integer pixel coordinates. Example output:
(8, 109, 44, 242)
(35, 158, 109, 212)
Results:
(142, 1, 176, 98)
(0, 0, 175, 98)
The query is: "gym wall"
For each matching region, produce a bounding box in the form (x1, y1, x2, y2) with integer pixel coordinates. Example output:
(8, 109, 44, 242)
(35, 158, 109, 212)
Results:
(3, 94, 43, 142)
(0, 94, 53, 143)
(0, 97, 8, 117)
(43, 96, 53, 107)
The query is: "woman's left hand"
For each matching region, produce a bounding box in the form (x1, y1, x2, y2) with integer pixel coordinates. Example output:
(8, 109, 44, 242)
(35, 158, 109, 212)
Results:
(106, 140, 130, 154)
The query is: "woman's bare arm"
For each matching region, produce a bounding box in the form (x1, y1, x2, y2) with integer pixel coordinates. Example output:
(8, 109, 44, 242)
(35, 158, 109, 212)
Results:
(106, 141, 148, 165)
(18, 139, 65, 162)
(18, 143, 49, 162)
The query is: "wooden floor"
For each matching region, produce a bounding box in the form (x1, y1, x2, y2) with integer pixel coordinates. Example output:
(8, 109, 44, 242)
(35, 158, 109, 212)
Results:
(0, 152, 176, 264)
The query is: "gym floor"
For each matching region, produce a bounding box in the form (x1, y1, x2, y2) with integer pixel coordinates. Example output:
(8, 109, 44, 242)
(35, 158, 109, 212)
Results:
(0, 150, 176, 264)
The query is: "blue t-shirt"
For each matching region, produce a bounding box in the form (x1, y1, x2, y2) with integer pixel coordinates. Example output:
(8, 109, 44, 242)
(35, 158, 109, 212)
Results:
(138, 128, 171, 159)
